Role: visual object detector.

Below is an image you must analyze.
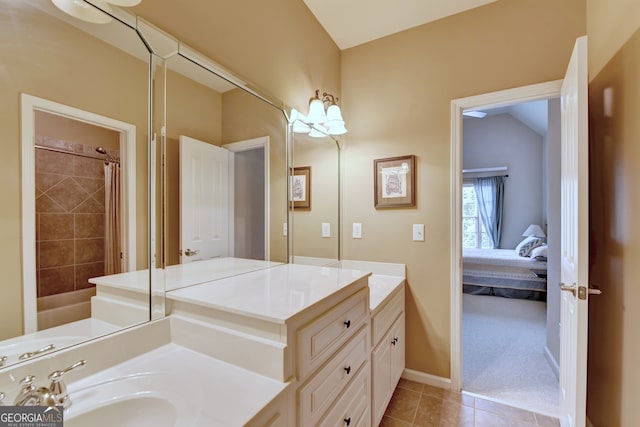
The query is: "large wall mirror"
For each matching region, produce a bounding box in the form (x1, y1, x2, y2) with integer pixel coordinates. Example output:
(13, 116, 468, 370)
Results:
(136, 20, 289, 293)
(288, 129, 342, 265)
(0, 1, 153, 370)
(0, 0, 319, 372)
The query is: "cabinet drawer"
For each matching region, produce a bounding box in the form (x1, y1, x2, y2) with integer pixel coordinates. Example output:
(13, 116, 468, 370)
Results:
(299, 327, 369, 426)
(372, 286, 404, 345)
(319, 363, 371, 427)
(298, 288, 369, 380)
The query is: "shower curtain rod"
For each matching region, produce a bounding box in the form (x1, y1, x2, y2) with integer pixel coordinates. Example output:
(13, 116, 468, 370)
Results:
(35, 144, 120, 164)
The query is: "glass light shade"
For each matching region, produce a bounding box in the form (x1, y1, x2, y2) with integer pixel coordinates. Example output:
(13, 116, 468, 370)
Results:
(52, 0, 113, 24)
(326, 104, 344, 122)
(292, 120, 311, 134)
(327, 122, 347, 135)
(288, 108, 299, 123)
(309, 124, 328, 138)
(102, 0, 142, 5)
(307, 98, 327, 124)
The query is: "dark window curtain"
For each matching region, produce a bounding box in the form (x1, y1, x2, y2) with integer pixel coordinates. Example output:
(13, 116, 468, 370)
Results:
(473, 176, 504, 248)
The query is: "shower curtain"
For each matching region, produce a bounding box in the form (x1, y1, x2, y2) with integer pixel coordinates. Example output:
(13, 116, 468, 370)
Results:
(104, 162, 121, 275)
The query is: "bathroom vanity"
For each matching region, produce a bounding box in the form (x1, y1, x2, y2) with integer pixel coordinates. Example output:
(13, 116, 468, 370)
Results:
(0, 262, 404, 426)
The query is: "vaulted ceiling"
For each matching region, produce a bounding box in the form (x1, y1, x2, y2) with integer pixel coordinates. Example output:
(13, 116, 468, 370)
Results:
(302, 0, 500, 49)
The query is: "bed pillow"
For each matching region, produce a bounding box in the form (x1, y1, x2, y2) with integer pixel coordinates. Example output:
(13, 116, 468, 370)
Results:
(530, 244, 548, 261)
(515, 236, 545, 257)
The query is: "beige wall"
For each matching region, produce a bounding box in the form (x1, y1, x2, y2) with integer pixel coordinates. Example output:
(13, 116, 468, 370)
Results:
(587, 0, 640, 423)
(587, 0, 640, 77)
(341, 0, 586, 377)
(0, 3, 149, 340)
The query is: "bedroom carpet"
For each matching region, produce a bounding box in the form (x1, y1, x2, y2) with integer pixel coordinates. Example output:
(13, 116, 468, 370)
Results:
(463, 293, 559, 417)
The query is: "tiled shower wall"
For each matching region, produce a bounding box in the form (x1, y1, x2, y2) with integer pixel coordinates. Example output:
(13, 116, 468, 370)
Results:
(35, 140, 109, 298)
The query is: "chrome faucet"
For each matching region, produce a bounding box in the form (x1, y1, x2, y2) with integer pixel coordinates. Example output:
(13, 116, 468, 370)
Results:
(13, 360, 87, 408)
(18, 344, 55, 360)
(13, 375, 41, 406)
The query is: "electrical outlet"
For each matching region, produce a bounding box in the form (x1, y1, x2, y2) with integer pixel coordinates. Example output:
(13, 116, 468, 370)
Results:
(353, 223, 362, 239)
(322, 223, 331, 238)
(413, 224, 425, 241)
(282, 222, 288, 236)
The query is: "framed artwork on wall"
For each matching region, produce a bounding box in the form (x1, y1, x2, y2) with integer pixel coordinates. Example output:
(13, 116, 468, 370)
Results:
(374, 155, 416, 209)
(290, 166, 311, 210)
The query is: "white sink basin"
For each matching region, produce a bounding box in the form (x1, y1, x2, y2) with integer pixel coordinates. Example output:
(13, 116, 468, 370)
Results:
(65, 395, 176, 427)
(65, 372, 196, 427)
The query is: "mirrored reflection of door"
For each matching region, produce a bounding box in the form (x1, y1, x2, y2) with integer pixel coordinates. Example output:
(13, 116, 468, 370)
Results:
(179, 136, 230, 263)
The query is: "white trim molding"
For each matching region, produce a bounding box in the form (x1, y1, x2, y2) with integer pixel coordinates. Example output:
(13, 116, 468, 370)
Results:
(449, 80, 563, 391)
(21, 93, 137, 333)
(545, 345, 560, 380)
(402, 368, 452, 390)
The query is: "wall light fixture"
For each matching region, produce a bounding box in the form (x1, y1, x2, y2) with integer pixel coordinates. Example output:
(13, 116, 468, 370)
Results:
(52, 0, 142, 24)
(290, 90, 347, 137)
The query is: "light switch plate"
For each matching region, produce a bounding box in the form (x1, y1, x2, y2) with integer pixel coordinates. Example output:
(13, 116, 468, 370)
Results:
(282, 222, 287, 236)
(413, 224, 425, 241)
(352, 223, 362, 239)
(322, 223, 331, 238)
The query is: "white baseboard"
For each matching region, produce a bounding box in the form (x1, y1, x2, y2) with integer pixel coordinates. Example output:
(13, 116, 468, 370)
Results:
(544, 345, 560, 380)
(402, 368, 452, 390)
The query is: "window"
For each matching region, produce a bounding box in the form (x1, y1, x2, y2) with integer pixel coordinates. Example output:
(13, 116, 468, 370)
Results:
(462, 183, 491, 249)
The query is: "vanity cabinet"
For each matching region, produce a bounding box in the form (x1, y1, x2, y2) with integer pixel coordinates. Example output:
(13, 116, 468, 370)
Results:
(297, 288, 371, 426)
(371, 285, 405, 426)
(162, 264, 409, 426)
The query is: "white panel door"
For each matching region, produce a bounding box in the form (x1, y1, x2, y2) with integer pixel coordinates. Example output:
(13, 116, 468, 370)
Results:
(559, 36, 594, 427)
(179, 135, 229, 263)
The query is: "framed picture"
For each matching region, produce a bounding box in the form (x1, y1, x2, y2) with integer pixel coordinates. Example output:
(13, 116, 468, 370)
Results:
(374, 155, 416, 209)
(290, 166, 311, 210)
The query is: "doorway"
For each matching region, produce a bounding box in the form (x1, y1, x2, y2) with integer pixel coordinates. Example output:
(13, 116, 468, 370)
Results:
(21, 94, 136, 334)
(450, 82, 562, 416)
(223, 136, 270, 261)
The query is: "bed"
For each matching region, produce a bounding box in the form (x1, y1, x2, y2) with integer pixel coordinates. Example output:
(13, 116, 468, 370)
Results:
(462, 248, 547, 300)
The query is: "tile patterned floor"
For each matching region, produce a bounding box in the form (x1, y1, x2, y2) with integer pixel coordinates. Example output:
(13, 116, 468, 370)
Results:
(379, 379, 561, 427)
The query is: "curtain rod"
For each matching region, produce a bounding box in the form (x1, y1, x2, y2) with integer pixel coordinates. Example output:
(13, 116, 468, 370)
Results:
(463, 166, 509, 178)
(35, 145, 120, 164)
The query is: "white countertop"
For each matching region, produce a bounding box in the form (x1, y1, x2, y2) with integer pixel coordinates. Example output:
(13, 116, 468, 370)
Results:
(167, 264, 371, 323)
(66, 342, 290, 426)
(89, 257, 282, 292)
(368, 274, 406, 311)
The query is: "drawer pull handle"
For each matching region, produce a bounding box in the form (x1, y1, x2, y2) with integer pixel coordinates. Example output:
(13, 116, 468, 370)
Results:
(344, 417, 351, 426)
(344, 366, 351, 375)
(392, 337, 399, 345)
(344, 320, 351, 328)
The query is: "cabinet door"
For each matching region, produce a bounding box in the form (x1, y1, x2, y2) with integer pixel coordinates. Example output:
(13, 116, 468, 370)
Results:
(372, 331, 393, 426)
(390, 313, 405, 387)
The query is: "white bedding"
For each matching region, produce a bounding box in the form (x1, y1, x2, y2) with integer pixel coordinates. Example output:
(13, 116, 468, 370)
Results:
(463, 248, 547, 269)
(462, 248, 547, 298)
